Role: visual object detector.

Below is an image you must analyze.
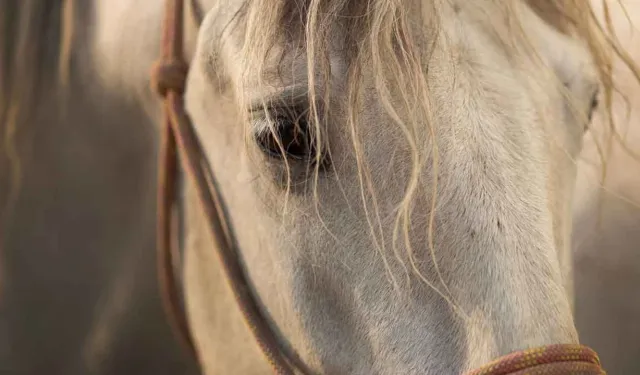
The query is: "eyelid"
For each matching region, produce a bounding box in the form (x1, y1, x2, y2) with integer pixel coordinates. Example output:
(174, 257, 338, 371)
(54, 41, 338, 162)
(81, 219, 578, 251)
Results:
(247, 86, 311, 114)
(250, 107, 313, 142)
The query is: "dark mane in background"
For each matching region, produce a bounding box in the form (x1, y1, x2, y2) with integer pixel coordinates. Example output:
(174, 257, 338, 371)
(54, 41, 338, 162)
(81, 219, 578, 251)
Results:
(1, 2, 72, 373)
(0, 0, 71, 250)
(0, 0, 67, 103)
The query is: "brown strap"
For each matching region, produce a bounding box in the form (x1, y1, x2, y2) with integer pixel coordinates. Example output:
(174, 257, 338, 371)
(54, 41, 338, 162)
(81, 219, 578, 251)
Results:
(151, 0, 303, 373)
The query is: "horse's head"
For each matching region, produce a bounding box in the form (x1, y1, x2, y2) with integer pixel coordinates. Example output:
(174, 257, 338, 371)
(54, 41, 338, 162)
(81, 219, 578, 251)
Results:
(183, 1, 602, 373)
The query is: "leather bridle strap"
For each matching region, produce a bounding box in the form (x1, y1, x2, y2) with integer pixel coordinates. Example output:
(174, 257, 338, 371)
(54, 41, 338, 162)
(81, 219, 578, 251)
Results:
(150, 0, 302, 374)
(465, 344, 606, 375)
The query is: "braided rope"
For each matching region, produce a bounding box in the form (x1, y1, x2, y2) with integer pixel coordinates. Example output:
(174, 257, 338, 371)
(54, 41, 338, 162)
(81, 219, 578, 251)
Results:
(466, 344, 606, 375)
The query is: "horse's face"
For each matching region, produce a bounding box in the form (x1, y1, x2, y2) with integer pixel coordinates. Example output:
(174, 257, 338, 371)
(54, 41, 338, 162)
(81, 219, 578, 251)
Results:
(184, 1, 599, 373)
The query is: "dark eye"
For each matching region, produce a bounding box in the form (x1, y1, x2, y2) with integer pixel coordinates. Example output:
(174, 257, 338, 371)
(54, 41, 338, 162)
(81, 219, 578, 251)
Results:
(255, 111, 315, 161)
(587, 90, 599, 124)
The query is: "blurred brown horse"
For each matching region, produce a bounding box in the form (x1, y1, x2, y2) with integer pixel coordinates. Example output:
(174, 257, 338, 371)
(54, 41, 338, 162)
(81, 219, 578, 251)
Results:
(0, 1, 198, 374)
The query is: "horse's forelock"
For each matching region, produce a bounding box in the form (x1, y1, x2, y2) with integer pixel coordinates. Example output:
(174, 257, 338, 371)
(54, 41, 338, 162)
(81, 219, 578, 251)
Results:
(236, 0, 640, 297)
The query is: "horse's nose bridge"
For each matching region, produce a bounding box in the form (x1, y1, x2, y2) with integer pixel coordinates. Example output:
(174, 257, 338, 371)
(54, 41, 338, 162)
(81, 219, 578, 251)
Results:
(418, 143, 581, 368)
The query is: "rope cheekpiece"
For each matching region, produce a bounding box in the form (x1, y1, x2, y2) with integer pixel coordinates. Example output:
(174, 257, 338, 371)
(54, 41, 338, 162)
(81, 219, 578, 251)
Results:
(151, 60, 189, 97)
(153, 0, 303, 374)
(465, 344, 606, 375)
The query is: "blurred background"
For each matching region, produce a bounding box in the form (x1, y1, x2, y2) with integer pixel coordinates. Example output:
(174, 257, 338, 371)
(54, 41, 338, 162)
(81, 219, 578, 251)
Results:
(0, 1, 199, 374)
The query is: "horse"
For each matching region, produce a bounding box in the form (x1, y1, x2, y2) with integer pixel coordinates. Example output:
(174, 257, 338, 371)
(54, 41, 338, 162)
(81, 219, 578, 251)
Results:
(1, 0, 639, 374)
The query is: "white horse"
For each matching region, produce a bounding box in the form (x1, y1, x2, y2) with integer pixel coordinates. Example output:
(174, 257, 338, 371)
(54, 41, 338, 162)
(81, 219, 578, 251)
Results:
(1, 0, 639, 374)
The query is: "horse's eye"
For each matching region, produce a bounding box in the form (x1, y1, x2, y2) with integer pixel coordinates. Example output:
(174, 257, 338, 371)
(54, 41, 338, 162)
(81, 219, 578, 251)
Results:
(256, 112, 314, 161)
(587, 90, 599, 125)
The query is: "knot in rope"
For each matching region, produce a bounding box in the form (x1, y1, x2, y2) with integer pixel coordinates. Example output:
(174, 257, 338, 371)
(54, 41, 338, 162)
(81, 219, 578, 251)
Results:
(151, 59, 189, 97)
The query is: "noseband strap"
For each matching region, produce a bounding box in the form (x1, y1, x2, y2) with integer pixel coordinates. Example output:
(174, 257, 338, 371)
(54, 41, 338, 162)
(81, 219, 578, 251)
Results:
(465, 344, 606, 375)
(151, 1, 607, 375)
